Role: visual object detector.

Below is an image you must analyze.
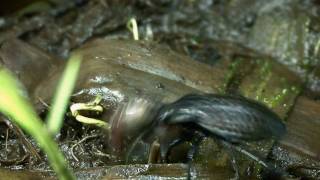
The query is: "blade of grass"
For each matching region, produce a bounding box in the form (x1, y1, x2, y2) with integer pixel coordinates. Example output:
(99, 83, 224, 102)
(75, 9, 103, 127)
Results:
(0, 68, 75, 180)
(47, 54, 82, 135)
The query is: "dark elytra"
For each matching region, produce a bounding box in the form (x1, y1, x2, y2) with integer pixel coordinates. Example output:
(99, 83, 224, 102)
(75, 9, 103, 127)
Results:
(129, 93, 286, 162)
(157, 93, 286, 143)
(127, 93, 287, 179)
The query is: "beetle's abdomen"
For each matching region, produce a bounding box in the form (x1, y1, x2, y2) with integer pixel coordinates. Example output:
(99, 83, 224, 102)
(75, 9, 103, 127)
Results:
(157, 94, 286, 143)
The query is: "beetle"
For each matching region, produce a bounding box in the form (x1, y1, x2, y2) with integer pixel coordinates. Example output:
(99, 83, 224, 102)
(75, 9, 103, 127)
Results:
(127, 93, 286, 179)
(156, 93, 286, 143)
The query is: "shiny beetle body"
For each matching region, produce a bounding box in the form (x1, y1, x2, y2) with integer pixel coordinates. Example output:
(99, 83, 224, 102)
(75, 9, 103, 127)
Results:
(156, 93, 286, 143)
(129, 93, 286, 161)
(128, 93, 287, 179)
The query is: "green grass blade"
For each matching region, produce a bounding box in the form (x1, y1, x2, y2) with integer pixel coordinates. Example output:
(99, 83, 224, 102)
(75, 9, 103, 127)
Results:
(0, 68, 75, 180)
(47, 54, 82, 135)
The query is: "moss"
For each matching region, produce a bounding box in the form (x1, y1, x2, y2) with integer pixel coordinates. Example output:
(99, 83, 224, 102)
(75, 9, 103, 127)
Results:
(219, 60, 242, 94)
(238, 58, 302, 119)
(254, 61, 272, 103)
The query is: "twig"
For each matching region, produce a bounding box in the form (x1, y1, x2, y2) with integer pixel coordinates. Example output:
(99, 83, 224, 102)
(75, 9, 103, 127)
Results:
(3, 119, 41, 161)
(5, 128, 9, 151)
(93, 148, 116, 159)
(71, 134, 99, 162)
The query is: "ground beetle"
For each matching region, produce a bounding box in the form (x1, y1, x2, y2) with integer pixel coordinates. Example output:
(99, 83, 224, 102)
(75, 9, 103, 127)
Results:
(127, 93, 286, 179)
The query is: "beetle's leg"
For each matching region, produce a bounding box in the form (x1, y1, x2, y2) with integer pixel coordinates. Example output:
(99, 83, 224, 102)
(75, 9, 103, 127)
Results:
(126, 126, 155, 163)
(219, 141, 240, 180)
(233, 144, 268, 167)
(159, 138, 186, 163)
(221, 141, 276, 179)
(148, 139, 160, 163)
(230, 154, 239, 180)
(221, 141, 268, 167)
(230, 143, 289, 178)
(186, 133, 205, 180)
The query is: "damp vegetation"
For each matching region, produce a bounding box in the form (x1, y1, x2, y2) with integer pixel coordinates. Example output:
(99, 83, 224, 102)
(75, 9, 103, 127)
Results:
(0, 54, 82, 179)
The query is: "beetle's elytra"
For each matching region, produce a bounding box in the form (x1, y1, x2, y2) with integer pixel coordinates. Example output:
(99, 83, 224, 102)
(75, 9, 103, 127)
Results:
(156, 93, 286, 143)
(128, 93, 286, 164)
